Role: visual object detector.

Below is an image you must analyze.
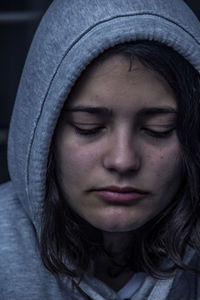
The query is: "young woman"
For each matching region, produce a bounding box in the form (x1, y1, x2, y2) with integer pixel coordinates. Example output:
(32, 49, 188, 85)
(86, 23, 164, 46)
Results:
(1, 0, 200, 299)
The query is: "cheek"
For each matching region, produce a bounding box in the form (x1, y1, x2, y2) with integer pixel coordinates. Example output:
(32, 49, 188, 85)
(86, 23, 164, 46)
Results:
(56, 138, 99, 183)
(146, 144, 183, 185)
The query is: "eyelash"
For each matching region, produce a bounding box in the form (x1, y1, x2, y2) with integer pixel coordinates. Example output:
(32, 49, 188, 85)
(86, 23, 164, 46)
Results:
(143, 128, 175, 138)
(72, 125, 175, 138)
(73, 125, 103, 136)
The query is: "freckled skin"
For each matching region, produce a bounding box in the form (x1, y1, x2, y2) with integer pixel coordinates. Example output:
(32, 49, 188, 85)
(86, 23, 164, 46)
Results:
(55, 55, 183, 233)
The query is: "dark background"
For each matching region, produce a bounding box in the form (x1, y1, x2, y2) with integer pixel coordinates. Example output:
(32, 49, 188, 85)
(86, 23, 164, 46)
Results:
(0, 0, 199, 184)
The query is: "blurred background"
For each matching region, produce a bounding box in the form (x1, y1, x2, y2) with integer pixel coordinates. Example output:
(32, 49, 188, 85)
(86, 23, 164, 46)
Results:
(0, 0, 53, 183)
(0, 0, 200, 184)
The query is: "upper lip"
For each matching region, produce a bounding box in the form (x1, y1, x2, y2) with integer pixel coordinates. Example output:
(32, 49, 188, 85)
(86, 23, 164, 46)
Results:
(94, 186, 149, 194)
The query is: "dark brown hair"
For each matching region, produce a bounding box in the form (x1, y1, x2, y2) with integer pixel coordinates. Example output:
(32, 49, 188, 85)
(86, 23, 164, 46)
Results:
(40, 41, 200, 279)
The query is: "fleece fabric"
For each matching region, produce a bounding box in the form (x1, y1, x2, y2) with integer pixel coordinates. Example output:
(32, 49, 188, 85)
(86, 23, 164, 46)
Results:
(0, 0, 200, 299)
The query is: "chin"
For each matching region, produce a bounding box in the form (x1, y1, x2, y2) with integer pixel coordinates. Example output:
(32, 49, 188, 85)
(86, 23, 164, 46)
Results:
(89, 217, 144, 233)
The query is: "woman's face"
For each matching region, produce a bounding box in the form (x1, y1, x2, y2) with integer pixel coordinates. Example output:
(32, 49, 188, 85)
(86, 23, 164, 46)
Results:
(55, 55, 183, 232)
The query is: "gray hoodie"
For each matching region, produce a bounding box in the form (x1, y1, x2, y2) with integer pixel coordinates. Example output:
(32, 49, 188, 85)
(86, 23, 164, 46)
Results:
(1, 0, 200, 299)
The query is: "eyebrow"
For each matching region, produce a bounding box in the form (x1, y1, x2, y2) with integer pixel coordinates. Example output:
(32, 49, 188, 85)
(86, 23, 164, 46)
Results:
(136, 107, 177, 118)
(65, 106, 177, 118)
(65, 106, 113, 117)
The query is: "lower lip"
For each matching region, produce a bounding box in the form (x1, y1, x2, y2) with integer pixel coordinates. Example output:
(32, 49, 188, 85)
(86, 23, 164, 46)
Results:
(95, 190, 145, 203)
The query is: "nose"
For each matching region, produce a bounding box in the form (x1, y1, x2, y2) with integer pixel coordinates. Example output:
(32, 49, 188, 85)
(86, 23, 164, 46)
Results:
(102, 129, 141, 175)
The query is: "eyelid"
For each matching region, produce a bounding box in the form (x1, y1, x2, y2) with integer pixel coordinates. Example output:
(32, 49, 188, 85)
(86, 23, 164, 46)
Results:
(142, 122, 176, 129)
(143, 127, 175, 138)
(148, 127, 174, 131)
(71, 123, 105, 136)
(71, 121, 103, 125)
(69, 122, 104, 128)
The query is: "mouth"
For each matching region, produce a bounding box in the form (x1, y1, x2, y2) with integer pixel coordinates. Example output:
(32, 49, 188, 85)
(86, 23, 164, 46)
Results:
(92, 186, 149, 204)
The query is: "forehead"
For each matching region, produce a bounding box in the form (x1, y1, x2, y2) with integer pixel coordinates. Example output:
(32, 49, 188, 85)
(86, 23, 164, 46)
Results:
(66, 54, 177, 111)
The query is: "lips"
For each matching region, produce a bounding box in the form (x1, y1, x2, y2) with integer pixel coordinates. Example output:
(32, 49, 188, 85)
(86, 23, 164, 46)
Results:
(93, 186, 149, 203)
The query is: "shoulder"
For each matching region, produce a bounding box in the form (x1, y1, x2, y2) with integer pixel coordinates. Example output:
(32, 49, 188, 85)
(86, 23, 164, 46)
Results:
(169, 249, 200, 300)
(0, 180, 20, 209)
(0, 182, 71, 299)
(0, 181, 29, 229)
(0, 180, 15, 200)
(0, 181, 38, 276)
(0, 181, 36, 255)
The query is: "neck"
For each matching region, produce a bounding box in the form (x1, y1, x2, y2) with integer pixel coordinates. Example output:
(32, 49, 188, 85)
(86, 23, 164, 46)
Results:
(93, 231, 135, 291)
(101, 231, 133, 263)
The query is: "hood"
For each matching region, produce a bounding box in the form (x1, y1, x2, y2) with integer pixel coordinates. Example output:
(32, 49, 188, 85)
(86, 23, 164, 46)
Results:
(8, 0, 200, 231)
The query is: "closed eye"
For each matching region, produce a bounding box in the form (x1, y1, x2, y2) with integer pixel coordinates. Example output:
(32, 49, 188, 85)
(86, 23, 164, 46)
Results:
(142, 127, 175, 138)
(71, 123, 105, 136)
